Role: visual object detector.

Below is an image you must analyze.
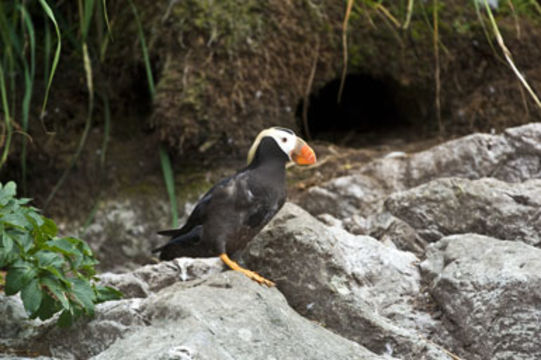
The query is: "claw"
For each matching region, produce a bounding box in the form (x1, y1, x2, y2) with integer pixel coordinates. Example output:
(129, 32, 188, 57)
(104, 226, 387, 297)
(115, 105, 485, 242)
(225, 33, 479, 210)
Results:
(220, 253, 275, 287)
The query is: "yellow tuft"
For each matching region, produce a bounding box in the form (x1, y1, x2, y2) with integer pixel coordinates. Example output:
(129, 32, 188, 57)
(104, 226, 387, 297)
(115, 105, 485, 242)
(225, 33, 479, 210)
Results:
(246, 128, 276, 164)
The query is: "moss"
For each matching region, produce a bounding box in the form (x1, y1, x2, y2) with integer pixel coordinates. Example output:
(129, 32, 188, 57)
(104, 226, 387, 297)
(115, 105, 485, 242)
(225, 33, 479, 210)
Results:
(170, 0, 267, 55)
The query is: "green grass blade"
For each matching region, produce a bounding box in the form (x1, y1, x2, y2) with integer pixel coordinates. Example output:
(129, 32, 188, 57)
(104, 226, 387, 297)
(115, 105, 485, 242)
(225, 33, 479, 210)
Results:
(20, 5, 36, 78)
(159, 145, 178, 228)
(82, 42, 94, 97)
(20, 5, 36, 195)
(129, 0, 155, 99)
(38, 0, 62, 120)
(0, 63, 12, 168)
(20, 65, 32, 194)
(4, 5, 18, 123)
(473, 0, 504, 64)
(98, 0, 112, 61)
(43, 19, 51, 89)
(0, 2, 14, 169)
(79, 0, 95, 40)
(403, 0, 414, 29)
(101, 0, 112, 35)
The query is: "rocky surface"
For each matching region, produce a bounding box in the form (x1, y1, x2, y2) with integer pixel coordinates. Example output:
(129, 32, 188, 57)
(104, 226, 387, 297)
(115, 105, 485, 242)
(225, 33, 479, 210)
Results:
(300, 123, 541, 220)
(61, 198, 172, 273)
(97, 258, 224, 298)
(422, 234, 541, 360)
(242, 203, 453, 360)
(386, 177, 541, 245)
(94, 272, 385, 360)
(3, 123, 541, 359)
(2, 262, 388, 360)
(0, 295, 52, 352)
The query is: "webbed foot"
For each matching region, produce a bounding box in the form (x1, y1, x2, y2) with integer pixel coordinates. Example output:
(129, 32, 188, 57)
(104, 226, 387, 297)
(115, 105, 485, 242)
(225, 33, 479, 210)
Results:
(219, 253, 275, 287)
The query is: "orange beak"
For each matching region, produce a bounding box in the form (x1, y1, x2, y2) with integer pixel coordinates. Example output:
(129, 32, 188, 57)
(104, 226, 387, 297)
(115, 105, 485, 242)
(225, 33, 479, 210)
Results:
(292, 138, 316, 165)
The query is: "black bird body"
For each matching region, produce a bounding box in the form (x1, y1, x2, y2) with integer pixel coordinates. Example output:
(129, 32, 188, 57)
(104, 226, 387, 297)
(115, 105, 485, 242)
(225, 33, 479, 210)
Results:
(156, 140, 287, 259)
(154, 128, 316, 286)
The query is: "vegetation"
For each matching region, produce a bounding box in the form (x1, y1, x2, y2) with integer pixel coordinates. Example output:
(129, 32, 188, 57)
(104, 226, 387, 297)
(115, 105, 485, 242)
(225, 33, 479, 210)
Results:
(0, 181, 121, 326)
(0, 0, 159, 201)
(0, 0, 59, 190)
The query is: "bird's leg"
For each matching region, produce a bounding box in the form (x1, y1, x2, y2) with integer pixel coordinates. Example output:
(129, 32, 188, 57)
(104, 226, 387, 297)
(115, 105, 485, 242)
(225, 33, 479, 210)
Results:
(219, 253, 275, 287)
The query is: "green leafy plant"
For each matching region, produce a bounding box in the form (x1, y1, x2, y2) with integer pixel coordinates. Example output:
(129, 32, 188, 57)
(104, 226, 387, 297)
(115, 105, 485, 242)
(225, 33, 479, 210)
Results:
(0, 181, 121, 327)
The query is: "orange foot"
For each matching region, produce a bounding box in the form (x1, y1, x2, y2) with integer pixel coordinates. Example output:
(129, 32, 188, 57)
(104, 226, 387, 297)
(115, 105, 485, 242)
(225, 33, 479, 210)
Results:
(219, 253, 275, 287)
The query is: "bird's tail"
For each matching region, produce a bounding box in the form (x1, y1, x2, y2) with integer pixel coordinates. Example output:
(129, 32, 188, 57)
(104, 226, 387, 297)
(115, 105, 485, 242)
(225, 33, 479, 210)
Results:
(152, 225, 202, 255)
(156, 228, 183, 237)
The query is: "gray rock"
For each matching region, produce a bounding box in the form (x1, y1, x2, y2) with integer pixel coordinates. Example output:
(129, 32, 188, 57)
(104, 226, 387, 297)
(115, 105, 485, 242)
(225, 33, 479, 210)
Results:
(1, 259, 223, 358)
(0, 295, 40, 344)
(67, 198, 172, 272)
(357, 212, 427, 255)
(300, 123, 541, 220)
(28, 259, 223, 359)
(421, 234, 541, 360)
(98, 258, 223, 298)
(301, 173, 389, 219)
(386, 177, 541, 245)
(93, 272, 386, 360)
(0, 295, 54, 352)
(243, 203, 453, 360)
(34, 298, 147, 360)
(7, 260, 385, 360)
(404, 133, 513, 187)
(496, 123, 541, 182)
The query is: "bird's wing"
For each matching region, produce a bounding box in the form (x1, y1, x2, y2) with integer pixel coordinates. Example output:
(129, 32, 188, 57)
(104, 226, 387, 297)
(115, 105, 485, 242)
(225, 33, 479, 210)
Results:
(241, 175, 282, 228)
(156, 175, 236, 238)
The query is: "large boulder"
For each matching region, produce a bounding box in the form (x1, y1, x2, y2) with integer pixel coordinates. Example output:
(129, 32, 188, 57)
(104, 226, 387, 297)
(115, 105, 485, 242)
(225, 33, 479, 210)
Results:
(94, 272, 387, 360)
(421, 234, 541, 360)
(242, 203, 454, 359)
(385, 177, 541, 245)
(2, 259, 386, 360)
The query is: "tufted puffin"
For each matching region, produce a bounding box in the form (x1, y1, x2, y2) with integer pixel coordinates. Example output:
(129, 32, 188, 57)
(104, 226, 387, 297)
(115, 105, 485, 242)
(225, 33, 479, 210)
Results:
(153, 127, 316, 286)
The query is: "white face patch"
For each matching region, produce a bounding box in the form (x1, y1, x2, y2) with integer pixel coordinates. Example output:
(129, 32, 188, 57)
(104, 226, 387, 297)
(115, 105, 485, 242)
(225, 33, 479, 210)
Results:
(247, 127, 298, 164)
(268, 129, 297, 159)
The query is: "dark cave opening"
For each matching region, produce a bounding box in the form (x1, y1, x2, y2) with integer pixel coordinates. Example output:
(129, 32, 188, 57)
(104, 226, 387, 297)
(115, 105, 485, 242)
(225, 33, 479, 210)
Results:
(296, 74, 429, 145)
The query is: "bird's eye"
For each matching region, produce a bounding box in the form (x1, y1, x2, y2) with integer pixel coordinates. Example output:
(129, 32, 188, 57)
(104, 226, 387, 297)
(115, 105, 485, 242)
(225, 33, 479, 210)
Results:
(282, 137, 287, 143)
